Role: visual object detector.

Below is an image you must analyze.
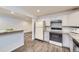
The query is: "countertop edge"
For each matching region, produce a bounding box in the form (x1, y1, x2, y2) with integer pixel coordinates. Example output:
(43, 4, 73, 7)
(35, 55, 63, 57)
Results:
(0, 30, 24, 34)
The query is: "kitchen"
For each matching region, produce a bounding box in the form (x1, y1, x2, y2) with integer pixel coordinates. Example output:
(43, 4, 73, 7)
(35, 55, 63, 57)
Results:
(0, 0, 79, 59)
(32, 7, 79, 52)
(0, 6, 79, 52)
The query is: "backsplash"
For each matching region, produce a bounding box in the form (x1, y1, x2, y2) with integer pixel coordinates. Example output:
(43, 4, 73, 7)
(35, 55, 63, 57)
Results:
(62, 27, 72, 33)
(63, 26, 79, 33)
(71, 28, 79, 33)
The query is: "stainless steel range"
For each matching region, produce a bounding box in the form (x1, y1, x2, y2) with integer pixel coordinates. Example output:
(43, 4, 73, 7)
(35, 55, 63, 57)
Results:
(49, 20, 62, 46)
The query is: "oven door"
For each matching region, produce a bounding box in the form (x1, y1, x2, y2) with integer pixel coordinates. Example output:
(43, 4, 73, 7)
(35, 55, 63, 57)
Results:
(50, 32, 62, 43)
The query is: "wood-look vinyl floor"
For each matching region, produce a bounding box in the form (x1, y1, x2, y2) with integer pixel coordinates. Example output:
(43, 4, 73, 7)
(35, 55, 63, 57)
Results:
(13, 32, 70, 52)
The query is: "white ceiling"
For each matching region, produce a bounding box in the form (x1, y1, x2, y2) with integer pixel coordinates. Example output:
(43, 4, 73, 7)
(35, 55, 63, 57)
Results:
(21, 6, 77, 16)
(0, 6, 77, 21)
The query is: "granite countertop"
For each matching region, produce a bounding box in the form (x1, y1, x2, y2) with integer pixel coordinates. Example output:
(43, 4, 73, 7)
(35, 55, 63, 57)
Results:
(69, 32, 79, 43)
(0, 30, 24, 34)
(62, 27, 79, 44)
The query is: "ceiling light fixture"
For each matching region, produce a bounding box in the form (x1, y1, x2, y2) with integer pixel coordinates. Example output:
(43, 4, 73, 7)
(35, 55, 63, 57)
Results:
(37, 9, 40, 13)
(11, 11, 14, 14)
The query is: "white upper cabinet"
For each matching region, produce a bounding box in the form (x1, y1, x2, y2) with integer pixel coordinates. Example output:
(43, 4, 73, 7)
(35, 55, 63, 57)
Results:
(68, 11, 79, 26)
(62, 11, 79, 26)
(62, 15, 69, 26)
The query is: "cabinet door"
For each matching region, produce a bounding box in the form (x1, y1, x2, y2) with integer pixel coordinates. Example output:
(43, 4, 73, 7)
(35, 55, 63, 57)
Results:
(68, 11, 79, 26)
(63, 34, 73, 51)
(63, 34, 70, 48)
(44, 32, 49, 42)
(62, 15, 69, 26)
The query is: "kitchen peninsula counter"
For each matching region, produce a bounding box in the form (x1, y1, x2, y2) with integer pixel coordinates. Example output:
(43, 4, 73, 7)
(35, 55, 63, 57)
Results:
(0, 30, 24, 52)
(69, 32, 79, 45)
(0, 30, 23, 34)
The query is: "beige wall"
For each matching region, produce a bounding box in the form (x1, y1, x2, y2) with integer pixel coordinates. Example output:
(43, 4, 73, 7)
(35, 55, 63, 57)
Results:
(0, 16, 32, 33)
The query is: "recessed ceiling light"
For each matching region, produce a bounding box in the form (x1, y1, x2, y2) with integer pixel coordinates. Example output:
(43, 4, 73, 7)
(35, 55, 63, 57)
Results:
(37, 9, 40, 13)
(11, 11, 14, 14)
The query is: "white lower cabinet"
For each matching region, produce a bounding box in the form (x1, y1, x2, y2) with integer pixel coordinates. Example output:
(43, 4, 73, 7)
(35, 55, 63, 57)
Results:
(63, 34, 73, 52)
(44, 31, 49, 42)
(62, 15, 69, 26)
